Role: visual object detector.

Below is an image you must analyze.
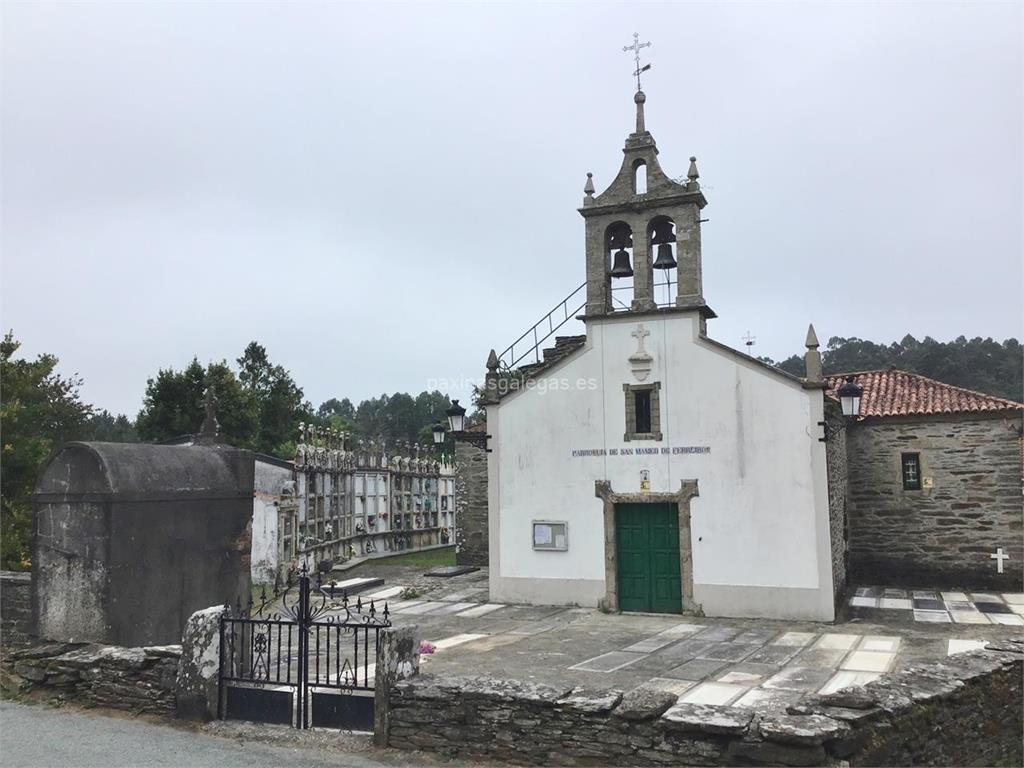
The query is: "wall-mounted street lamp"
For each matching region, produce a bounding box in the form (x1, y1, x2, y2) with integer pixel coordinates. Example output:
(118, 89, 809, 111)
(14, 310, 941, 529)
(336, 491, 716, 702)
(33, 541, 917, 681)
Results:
(444, 399, 491, 452)
(837, 376, 864, 419)
(446, 400, 467, 433)
(431, 423, 446, 446)
(819, 376, 865, 442)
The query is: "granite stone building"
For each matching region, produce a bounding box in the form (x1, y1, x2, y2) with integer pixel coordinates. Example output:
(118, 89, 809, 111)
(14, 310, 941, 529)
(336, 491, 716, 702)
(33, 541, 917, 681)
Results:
(827, 369, 1023, 590)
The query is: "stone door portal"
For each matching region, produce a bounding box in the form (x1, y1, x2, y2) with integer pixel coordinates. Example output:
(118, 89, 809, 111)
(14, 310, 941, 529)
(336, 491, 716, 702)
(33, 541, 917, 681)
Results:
(615, 503, 682, 614)
(596, 480, 698, 614)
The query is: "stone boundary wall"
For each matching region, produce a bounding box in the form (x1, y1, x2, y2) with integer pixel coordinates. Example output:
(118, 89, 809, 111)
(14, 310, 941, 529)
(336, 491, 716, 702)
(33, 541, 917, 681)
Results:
(454, 440, 489, 566)
(824, 407, 848, 605)
(0, 571, 34, 648)
(2, 641, 181, 715)
(387, 640, 1023, 766)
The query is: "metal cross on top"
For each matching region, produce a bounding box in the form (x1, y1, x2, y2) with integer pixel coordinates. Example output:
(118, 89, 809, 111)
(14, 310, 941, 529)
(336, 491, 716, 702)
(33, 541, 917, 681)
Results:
(623, 32, 652, 92)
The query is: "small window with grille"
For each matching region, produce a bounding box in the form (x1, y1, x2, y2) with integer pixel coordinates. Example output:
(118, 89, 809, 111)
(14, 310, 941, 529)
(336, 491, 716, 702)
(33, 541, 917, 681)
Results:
(623, 382, 662, 441)
(901, 453, 921, 490)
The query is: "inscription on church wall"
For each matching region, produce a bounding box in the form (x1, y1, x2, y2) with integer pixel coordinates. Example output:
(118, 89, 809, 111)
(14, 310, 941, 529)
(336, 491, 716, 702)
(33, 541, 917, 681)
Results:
(571, 445, 710, 458)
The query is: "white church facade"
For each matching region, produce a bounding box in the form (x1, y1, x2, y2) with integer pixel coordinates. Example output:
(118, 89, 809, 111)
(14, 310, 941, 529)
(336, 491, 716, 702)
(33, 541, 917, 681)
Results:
(480, 87, 840, 621)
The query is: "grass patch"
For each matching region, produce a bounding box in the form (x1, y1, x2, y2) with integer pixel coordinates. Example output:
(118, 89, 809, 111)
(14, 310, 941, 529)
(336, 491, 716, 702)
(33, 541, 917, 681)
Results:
(367, 547, 455, 570)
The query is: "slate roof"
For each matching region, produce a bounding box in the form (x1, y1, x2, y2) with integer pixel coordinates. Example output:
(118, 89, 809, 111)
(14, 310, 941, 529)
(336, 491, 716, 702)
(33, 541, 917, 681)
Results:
(825, 369, 1023, 419)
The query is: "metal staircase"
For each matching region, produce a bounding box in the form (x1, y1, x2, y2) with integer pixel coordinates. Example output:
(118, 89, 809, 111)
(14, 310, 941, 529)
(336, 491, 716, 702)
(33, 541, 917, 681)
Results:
(497, 283, 586, 370)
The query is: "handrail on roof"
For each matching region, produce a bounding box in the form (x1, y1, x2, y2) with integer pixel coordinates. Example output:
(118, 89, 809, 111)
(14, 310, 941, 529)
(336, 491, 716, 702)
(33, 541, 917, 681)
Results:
(496, 275, 679, 371)
(497, 283, 586, 370)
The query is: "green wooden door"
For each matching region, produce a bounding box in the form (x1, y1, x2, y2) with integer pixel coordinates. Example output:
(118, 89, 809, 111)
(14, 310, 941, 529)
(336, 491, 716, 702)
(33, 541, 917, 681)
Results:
(615, 504, 682, 614)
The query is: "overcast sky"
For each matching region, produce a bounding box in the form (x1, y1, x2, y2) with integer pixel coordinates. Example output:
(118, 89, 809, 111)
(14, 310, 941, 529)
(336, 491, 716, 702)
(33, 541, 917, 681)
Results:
(2, 1, 1021, 417)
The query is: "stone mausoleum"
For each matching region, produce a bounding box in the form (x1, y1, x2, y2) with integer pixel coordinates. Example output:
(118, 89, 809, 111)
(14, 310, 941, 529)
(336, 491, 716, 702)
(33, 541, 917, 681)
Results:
(33, 442, 253, 646)
(474, 84, 1023, 621)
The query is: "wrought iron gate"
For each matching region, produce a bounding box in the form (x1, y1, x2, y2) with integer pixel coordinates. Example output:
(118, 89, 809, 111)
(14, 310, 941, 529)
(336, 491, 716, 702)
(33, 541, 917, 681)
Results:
(218, 567, 391, 730)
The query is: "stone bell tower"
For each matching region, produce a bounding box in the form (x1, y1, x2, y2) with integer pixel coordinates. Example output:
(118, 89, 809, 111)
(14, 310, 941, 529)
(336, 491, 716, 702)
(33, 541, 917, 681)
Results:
(579, 86, 710, 321)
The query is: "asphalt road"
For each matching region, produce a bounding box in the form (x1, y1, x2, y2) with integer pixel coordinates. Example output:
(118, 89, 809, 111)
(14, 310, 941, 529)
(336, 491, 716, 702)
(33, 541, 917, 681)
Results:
(0, 702, 403, 768)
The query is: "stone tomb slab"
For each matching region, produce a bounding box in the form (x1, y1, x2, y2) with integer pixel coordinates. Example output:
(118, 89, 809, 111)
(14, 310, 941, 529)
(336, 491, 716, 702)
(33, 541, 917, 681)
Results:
(657, 638, 721, 662)
(678, 682, 747, 706)
(697, 642, 759, 662)
(643, 677, 697, 696)
(988, 614, 1024, 626)
(322, 577, 385, 597)
(732, 629, 778, 645)
(698, 626, 743, 642)
(456, 603, 505, 618)
(623, 636, 679, 654)
(794, 648, 847, 667)
(842, 651, 893, 673)
(434, 602, 478, 614)
(728, 662, 784, 678)
(745, 645, 803, 665)
(819, 670, 880, 695)
(773, 632, 816, 647)
(814, 634, 859, 651)
(424, 565, 481, 578)
(947, 639, 988, 656)
(657, 623, 706, 637)
(401, 602, 447, 615)
(363, 585, 404, 601)
(569, 651, 645, 673)
(914, 610, 951, 623)
(975, 601, 1012, 615)
(950, 611, 991, 624)
(733, 687, 804, 710)
(665, 658, 728, 681)
(912, 598, 945, 611)
(879, 598, 913, 610)
(762, 666, 835, 692)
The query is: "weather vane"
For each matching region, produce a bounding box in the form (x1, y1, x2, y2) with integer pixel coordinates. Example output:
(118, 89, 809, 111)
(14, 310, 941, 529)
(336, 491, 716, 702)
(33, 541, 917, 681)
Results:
(623, 32, 652, 92)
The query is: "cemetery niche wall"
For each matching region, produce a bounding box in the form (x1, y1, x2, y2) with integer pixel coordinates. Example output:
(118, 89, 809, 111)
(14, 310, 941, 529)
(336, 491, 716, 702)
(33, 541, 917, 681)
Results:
(32, 442, 253, 647)
(276, 425, 455, 581)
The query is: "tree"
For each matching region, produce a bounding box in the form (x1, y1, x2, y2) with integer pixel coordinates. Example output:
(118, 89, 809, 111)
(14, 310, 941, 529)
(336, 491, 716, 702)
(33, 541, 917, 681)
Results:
(236, 342, 309, 456)
(136, 358, 259, 450)
(86, 410, 138, 442)
(760, 334, 1023, 401)
(0, 332, 93, 569)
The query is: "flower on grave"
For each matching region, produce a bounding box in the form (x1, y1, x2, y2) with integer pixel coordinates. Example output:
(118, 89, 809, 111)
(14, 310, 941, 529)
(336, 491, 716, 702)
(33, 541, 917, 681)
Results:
(419, 642, 436, 655)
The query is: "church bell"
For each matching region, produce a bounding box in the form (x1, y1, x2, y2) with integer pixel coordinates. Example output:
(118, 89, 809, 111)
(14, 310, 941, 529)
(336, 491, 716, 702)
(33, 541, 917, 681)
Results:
(610, 248, 634, 278)
(652, 242, 677, 270)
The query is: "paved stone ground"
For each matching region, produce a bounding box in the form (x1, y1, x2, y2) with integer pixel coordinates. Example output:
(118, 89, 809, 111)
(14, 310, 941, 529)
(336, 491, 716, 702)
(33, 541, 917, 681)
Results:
(335, 563, 1024, 712)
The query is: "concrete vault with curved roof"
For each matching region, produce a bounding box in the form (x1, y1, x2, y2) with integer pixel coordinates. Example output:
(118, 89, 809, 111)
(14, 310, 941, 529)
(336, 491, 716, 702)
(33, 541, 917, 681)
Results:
(33, 442, 254, 646)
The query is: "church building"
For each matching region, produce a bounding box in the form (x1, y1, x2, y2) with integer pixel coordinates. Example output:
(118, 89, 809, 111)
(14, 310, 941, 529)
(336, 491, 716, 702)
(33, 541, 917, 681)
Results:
(480, 86, 842, 621)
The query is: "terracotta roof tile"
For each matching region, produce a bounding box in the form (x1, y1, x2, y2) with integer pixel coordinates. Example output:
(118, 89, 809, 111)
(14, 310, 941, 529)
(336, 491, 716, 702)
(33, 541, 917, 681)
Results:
(825, 369, 1023, 419)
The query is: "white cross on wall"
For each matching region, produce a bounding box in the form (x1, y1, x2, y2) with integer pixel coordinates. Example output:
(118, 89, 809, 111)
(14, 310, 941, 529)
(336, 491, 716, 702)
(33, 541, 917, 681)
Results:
(991, 547, 1010, 574)
(632, 324, 650, 355)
